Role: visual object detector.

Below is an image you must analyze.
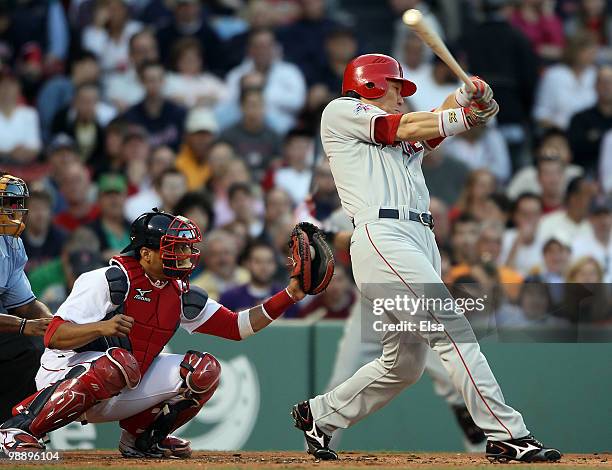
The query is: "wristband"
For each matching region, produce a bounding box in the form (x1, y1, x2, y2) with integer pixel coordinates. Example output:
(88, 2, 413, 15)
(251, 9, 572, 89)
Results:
(438, 108, 470, 137)
(19, 318, 27, 335)
(262, 289, 297, 320)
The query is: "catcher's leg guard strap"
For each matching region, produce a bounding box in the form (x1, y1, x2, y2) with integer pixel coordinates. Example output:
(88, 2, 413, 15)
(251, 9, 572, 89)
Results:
(121, 351, 220, 450)
(10, 348, 140, 437)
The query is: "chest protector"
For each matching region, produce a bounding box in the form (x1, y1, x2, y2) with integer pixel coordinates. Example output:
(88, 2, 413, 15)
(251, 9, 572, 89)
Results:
(113, 256, 183, 374)
(76, 256, 183, 375)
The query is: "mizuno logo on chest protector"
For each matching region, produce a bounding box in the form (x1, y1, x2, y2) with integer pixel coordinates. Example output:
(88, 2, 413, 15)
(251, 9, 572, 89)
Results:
(134, 288, 153, 302)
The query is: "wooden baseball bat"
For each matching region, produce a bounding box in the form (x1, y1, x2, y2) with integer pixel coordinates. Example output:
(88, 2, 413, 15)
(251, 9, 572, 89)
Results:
(402, 9, 476, 93)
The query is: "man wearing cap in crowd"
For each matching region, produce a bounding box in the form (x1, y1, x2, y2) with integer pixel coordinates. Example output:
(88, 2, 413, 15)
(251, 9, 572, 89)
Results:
(41, 133, 81, 214)
(571, 194, 612, 282)
(88, 174, 131, 260)
(175, 107, 219, 190)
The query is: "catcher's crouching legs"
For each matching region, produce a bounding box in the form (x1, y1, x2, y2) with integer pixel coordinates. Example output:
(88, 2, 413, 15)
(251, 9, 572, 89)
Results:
(0, 348, 140, 452)
(119, 350, 221, 459)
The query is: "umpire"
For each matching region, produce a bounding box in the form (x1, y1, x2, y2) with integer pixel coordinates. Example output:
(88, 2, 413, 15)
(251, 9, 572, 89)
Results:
(0, 174, 52, 421)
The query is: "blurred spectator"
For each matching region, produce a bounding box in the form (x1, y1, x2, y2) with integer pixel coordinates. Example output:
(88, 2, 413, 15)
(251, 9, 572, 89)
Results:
(568, 65, 612, 176)
(37, 52, 108, 142)
(51, 82, 108, 163)
(538, 176, 595, 242)
(310, 160, 340, 221)
(507, 129, 583, 203)
(443, 126, 512, 183)
(561, 255, 608, 323)
(0, 69, 41, 165)
(297, 264, 356, 320)
(87, 173, 130, 260)
(82, 0, 142, 74)
(218, 240, 299, 317)
(510, 0, 565, 62)
(500, 193, 544, 276)
(225, 28, 306, 134)
(39, 134, 80, 214)
(496, 280, 567, 326)
(450, 214, 480, 265)
(209, 158, 252, 227)
(224, 183, 264, 238)
(272, 129, 314, 204)
(104, 28, 159, 111)
(122, 61, 186, 150)
(54, 162, 99, 231)
(408, 57, 459, 112)
(259, 187, 294, 243)
(125, 167, 186, 222)
(307, 27, 358, 94)
(155, 0, 225, 75)
(276, 0, 340, 81)
(164, 37, 228, 109)
(398, 33, 431, 92)
(449, 221, 524, 300)
(460, 0, 538, 166)
(571, 194, 612, 282)
(176, 107, 218, 190)
(173, 191, 215, 264)
(91, 118, 126, 178)
(0, 0, 69, 100)
(533, 31, 598, 130)
(600, 129, 612, 192)
(422, 148, 471, 207)
(220, 87, 281, 182)
(29, 227, 103, 311)
(532, 235, 572, 285)
(22, 189, 67, 273)
(191, 229, 249, 299)
(390, 0, 444, 61)
(564, 0, 612, 63)
(449, 169, 497, 222)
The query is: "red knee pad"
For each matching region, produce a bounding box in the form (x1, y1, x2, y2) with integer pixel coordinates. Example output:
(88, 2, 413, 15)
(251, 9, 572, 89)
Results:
(28, 349, 140, 437)
(179, 351, 221, 395)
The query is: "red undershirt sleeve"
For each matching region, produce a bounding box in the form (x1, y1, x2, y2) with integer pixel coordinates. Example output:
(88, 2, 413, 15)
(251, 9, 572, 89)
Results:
(194, 306, 241, 341)
(44, 316, 68, 348)
(373, 114, 403, 145)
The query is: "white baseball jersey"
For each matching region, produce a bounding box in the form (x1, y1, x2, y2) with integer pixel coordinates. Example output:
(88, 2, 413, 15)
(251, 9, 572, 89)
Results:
(321, 97, 431, 218)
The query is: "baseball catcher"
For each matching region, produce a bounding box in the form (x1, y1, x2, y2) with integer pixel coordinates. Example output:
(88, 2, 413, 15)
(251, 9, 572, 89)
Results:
(0, 210, 333, 458)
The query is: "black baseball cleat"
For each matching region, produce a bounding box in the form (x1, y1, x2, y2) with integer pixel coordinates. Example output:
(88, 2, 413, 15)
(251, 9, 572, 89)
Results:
(291, 401, 338, 460)
(486, 434, 562, 462)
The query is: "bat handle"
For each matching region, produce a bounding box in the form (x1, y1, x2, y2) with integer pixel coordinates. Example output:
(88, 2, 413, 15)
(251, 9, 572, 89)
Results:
(461, 74, 477, 94)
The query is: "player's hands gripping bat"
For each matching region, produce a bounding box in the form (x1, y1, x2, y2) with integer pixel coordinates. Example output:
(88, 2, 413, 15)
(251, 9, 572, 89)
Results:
(455, 76, 494, 107)
(465, 99, 499, 128)
(289, 222, 334, 295)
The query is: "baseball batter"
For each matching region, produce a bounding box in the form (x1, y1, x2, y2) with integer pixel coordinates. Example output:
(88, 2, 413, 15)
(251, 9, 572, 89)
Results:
(291, 54, 561, 463)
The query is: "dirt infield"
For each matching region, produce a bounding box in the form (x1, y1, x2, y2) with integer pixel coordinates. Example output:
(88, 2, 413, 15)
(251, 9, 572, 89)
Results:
(9, 451, 610, 470)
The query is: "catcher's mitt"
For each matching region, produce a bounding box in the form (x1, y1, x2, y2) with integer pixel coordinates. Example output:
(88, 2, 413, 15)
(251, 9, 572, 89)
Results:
(289, 222, 335, 295)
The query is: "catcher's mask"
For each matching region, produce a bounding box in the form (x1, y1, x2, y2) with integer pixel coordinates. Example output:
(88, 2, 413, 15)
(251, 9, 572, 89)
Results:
(121, 209, 202, 292)
(0, 174, 29, 237)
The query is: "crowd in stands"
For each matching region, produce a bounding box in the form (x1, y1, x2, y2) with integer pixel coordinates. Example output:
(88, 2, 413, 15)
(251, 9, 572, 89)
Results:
(2, 0, 611, 325)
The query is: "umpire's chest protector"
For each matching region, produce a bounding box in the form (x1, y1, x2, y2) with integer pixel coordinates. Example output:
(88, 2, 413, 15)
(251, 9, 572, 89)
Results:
(109, 255, 182, 373)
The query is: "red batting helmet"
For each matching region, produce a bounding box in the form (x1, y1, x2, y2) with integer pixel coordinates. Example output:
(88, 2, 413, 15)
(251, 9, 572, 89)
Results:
(342, 54, 417, 99)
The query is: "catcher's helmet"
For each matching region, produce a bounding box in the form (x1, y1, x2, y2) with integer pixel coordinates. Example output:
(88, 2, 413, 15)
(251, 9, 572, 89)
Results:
(0, 174, 29, 237)
(342, 53, 417, 99)
(121, 209, 202, 290)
